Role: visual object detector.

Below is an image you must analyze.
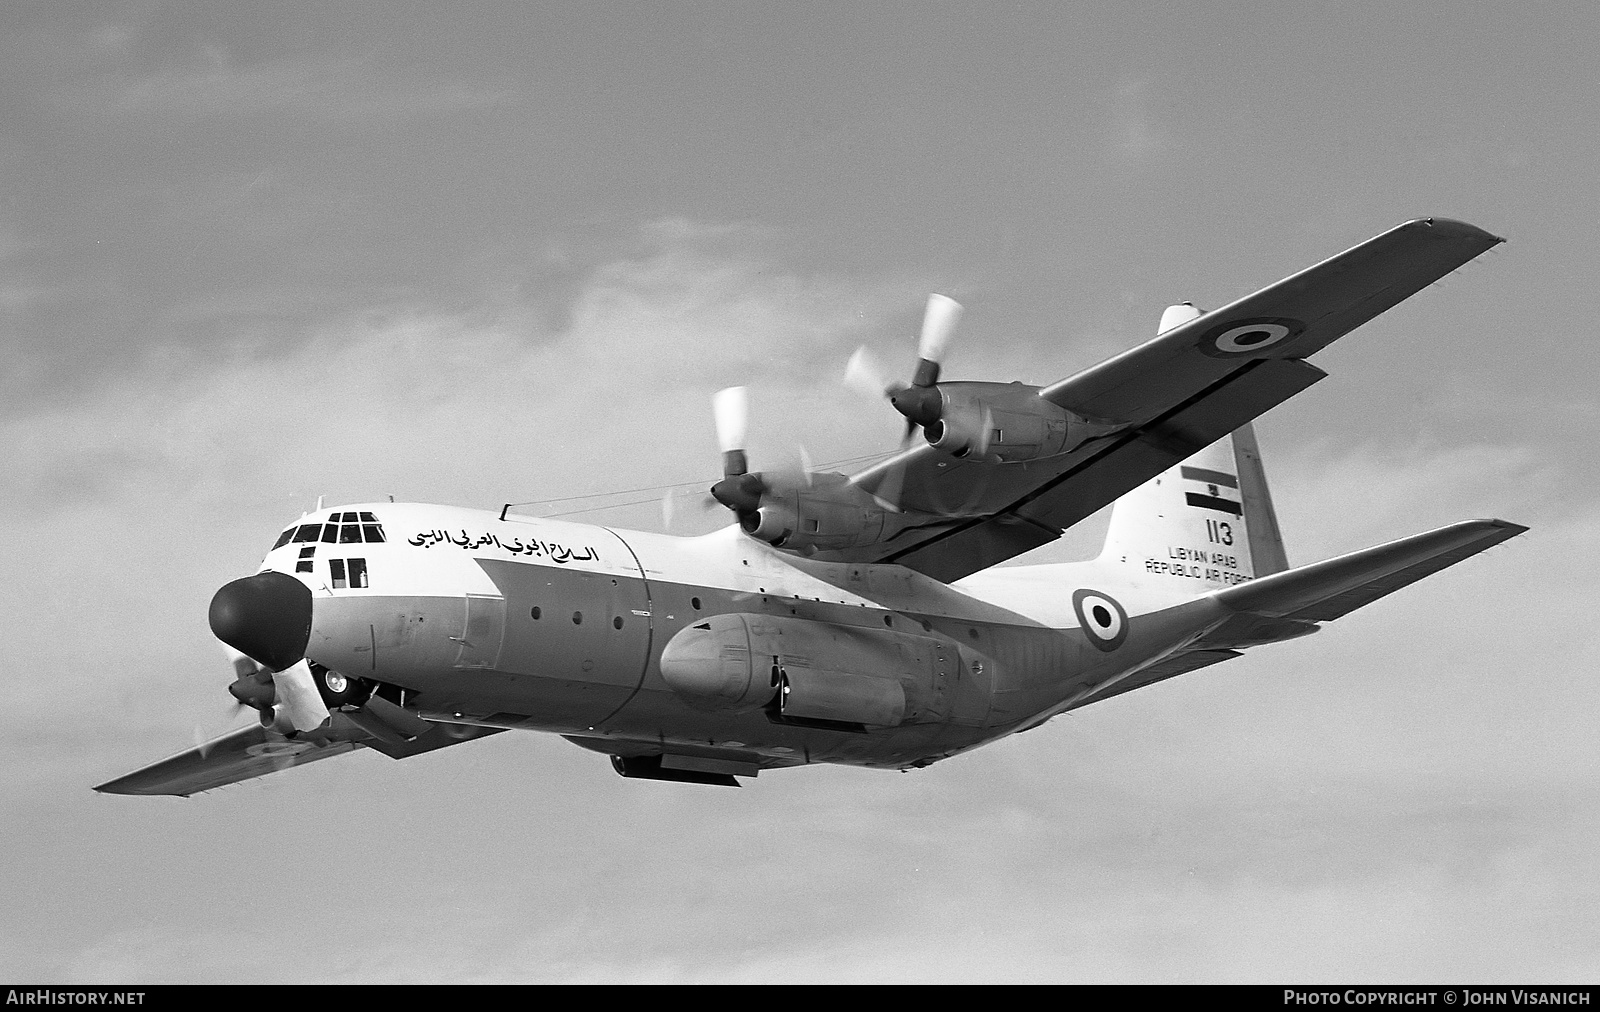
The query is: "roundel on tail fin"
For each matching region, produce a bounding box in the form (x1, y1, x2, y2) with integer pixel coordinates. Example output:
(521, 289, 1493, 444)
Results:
(1072, 589, 1128, 652)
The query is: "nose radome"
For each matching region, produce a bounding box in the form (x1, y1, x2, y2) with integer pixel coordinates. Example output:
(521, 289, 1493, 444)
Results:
(209, 571, 313, 672)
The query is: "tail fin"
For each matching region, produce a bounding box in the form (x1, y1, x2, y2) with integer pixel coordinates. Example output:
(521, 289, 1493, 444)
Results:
(1096, 422, 1289, 589)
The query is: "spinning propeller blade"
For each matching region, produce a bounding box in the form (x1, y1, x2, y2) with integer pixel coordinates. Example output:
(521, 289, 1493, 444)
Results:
(917, 293, 962, 372)
(709, 386, 763, 518)
(844, 293, 964, 445)
(843, 346, 898, 399)
(713, 385, 749, 478)
(210, 571, 330, 733)
(271, 659, 332, 733)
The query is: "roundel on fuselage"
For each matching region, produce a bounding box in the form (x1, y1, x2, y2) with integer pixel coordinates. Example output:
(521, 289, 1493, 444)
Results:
(1196, 317, 1305, 358)
(1072, 589, 1128, 652)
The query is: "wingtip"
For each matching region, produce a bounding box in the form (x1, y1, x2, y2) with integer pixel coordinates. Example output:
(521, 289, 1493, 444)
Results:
(92, 780, 142, 797)
(1408, 216, 1506, 246)
(1484, 518, 1530, 536)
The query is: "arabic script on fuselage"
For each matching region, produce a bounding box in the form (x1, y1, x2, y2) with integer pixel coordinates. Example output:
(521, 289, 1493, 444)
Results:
(406, 529, 599, 564)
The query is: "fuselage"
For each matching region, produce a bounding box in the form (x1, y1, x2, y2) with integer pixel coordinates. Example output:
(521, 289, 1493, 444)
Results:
(263, 502, 1224, 771)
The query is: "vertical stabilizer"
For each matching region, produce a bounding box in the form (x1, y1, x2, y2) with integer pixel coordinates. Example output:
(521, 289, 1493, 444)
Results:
(1231, 422, 1289, 576)
(1097, 425, 1288, 589)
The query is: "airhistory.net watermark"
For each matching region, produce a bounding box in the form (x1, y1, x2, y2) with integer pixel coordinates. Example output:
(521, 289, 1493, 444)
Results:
(5, 993, 145, 1005)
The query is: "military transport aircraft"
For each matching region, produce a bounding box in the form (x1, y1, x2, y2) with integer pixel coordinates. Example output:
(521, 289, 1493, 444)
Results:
(97, 217, 1525, 795)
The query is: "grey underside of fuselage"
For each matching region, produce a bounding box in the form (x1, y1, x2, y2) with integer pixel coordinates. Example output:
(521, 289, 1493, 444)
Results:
(306, 554, 1207, 771)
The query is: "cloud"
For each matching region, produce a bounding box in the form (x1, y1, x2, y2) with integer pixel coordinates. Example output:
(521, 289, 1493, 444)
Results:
(54, 51, 515, 124)
(6, 219, 901, 501)
(1270, 435, 1560, 561)
(0, 219, 915, 756)
(1104, 76, 1169, 161)
(4, 217, 1593, 984)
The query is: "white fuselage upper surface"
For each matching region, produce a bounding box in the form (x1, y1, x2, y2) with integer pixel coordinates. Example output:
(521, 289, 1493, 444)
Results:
(256, 501, 1224, 770)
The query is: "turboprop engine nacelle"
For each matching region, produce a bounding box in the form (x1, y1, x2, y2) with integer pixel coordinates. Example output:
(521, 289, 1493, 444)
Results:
(658, 612, 993, 728)
(739, 474, 888, 554)
(924, 381, 1087, 463)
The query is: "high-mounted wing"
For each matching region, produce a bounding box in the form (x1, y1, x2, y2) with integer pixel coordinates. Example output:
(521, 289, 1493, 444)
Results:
(833, 218, 1503, 581)
(95, 712, 504, 797)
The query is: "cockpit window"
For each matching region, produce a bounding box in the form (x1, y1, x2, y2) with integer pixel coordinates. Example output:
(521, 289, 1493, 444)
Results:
(322, 513, 387, 545)
(274, 512, 387, 552)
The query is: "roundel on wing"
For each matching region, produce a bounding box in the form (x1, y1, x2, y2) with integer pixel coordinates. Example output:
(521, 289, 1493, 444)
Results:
(1197, 317, 1305, 358)
(1072, 588, 1128, 652)
(246, 741, 314, 759)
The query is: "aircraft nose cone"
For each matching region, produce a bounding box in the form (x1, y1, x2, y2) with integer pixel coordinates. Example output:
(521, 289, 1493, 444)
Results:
(208, 571, 313, 672)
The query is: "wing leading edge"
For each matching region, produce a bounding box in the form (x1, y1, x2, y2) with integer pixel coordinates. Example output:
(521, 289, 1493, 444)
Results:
(841, 218, 1504, 582)
(95, 713, 504, 797)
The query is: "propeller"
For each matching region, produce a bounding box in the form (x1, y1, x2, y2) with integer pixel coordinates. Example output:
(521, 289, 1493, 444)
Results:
(709, 386, 766, 523)
(210, 571, 330, 734)
(844, 293, 963, 444)
(661, 485, 734, 531)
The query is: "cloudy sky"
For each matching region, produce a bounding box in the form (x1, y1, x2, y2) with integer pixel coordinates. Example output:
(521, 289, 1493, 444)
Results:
(3, 2, 1597, 983)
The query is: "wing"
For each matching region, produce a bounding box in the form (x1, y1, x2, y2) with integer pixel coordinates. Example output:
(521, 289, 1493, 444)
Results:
(94, 712, 504, 797)
(838, 218, 1503, 581)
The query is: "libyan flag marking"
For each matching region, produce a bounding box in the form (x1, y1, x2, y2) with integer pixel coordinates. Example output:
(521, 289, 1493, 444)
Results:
(1185, 492, 1242, 516)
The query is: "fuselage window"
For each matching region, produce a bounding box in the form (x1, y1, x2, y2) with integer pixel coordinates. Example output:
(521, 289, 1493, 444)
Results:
(273, 528, 296, 550)
(362, 524, 385, 543)
(320, 524, 339, 544)
(327, 558, 366, 588)
(292, 524, 322, 543)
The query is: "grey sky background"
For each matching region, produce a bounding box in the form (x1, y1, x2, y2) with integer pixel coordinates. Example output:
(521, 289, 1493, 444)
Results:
(2, 2, 1596, 982)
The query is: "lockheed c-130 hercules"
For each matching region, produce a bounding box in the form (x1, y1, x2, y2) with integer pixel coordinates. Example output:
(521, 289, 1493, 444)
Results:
(97, 217, 1525, 795)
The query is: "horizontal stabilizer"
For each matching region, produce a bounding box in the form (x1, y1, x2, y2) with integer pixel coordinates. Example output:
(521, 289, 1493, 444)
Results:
(1213, 519, 1527, 623)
